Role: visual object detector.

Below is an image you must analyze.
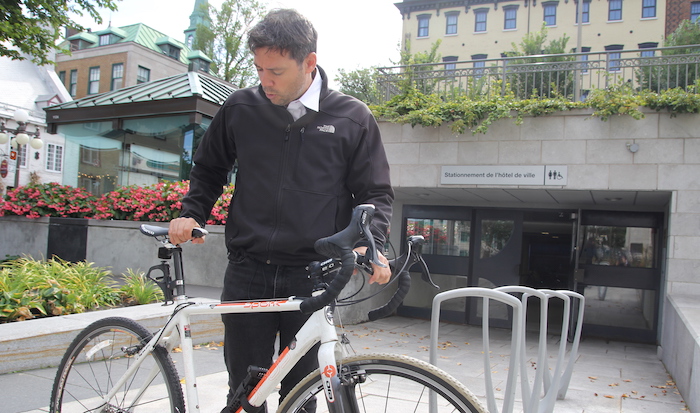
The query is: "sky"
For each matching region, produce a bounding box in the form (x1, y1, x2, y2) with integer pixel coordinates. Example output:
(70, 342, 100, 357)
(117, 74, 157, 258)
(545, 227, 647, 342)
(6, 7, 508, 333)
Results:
(71, 0, 404, 88)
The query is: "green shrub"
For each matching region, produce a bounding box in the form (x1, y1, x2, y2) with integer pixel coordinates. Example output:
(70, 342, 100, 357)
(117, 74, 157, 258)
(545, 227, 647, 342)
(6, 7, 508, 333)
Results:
(0, 257, 144, 323)
(119, 269, 164, 306)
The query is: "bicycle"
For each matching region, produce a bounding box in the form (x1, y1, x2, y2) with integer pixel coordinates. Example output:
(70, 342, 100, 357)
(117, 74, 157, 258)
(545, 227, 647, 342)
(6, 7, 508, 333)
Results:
(49, 204, 487, 413)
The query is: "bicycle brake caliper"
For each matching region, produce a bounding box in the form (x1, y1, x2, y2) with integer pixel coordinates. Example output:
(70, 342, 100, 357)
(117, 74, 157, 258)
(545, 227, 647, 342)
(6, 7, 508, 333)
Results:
(339, 364, 367, 386)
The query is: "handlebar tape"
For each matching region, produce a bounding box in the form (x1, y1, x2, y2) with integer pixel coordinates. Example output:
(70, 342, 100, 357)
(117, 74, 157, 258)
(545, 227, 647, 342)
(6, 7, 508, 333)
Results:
(299, 205, 375, 315)
(367, 270, 411, 321)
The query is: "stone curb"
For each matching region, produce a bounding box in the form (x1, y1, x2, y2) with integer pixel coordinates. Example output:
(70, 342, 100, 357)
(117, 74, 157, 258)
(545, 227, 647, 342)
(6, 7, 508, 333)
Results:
(0, 299, 225, 374)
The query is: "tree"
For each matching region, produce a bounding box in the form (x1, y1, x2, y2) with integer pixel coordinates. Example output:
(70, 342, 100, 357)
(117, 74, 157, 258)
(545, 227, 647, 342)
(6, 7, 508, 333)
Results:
(396, 39, 442, 94)
(0, 0, 119, 65)
(504, 23, 575, 99)
(193, 0, 266, 88)
(636, 20, 700, 92)
(335, 67, 381, 105)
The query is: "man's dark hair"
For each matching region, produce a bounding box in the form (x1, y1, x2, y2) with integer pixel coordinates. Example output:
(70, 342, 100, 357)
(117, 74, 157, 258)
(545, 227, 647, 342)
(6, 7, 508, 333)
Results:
(247, 9, 318, 64)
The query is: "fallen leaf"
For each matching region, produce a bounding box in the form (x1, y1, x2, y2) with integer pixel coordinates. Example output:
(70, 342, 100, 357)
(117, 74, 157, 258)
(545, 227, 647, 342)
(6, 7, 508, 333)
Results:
(604, 395, 615, 399)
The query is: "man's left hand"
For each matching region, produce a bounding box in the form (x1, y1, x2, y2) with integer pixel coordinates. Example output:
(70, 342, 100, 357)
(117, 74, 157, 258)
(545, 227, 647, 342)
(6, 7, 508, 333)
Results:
(353, 247, 391, 285)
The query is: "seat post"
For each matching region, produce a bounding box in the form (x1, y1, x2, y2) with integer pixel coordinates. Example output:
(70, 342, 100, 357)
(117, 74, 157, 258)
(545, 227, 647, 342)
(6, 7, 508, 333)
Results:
(170, 247, 187, 300)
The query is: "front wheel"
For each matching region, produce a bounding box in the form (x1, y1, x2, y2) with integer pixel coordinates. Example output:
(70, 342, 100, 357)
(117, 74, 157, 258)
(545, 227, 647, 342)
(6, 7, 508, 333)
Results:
(50, 316, 185, 413)
(278, 353, 486, 413)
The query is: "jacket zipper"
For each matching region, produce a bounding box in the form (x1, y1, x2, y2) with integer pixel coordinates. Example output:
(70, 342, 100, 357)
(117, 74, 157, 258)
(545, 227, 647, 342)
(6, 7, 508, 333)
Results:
(265, 124, 292, 263)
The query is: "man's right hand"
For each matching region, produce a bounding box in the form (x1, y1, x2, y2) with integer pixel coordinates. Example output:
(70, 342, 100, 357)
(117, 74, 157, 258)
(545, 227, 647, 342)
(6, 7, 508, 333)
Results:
(169, 217, 205, 245)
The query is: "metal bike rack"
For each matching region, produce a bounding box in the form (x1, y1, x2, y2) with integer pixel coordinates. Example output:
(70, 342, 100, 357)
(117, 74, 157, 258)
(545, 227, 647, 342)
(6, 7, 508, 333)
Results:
(429, 286, 584, 413)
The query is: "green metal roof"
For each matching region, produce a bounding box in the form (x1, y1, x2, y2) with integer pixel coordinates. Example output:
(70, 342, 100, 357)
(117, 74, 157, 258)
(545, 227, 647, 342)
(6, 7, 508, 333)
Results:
(46, 71, 236, 110)
(64, 23, 211, 66)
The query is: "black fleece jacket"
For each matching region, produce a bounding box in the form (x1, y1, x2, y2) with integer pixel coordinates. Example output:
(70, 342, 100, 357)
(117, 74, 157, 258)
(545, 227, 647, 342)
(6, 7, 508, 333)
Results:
(180, 67, 394, 266)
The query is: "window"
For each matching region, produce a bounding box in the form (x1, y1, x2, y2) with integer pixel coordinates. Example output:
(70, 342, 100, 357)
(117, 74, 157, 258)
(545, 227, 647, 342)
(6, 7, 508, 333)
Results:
(574, 46, 591, 74)
(580, 225, 656, 268)
(69, 69, 78, 97)
(639, 42, 658, 57)
(472, 54, 487, 78)
(58, 71, 66, 86)
(580, 54, 590, 73)
(163, 44, 181, 60)
(692, 2, 700, 22)
(46, 143, 63, 172)
(406, 218, 471, 256)
(18, 144, 27, 168)
(576, 0, 590, 23)
(543, 2, 558, 26)
(605, 44, 624, 72)
(504, 6, 518, 30)
(111, 63, 124, 91)
(88, 66, 100, 95)
(417, 14, 430, 38)
(193, 59, 211, 73)
(99, 34, 111, 46)
(642, 0, 656, 18)
(474, 9, 488, 32)
(445, 12, 459, 35)
(137, 66, 150, 84)
(443, 56, 458, 75)
(81, 146, 100, 167)
(609, 0, 623, 21)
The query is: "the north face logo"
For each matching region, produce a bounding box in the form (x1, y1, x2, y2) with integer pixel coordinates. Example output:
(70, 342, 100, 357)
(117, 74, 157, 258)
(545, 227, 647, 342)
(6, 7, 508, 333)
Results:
(317, 125, 336, 133)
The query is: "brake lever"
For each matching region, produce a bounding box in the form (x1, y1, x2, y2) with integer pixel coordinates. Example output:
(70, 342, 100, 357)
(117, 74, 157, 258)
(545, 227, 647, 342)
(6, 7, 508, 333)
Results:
(358, 206, 386, 269)
(417, 254, 439, 289)
(405, 235, 438, 289)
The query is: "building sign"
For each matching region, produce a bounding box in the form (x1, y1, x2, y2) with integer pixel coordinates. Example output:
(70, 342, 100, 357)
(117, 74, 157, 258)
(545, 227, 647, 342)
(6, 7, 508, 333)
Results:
(0, 159, 7, 178)
(441, 165, 567, 186)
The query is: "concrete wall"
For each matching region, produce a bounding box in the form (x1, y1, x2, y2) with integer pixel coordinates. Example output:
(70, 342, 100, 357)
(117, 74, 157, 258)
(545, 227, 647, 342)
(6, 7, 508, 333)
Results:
(379, 108, 700, 296)
(0, 217, 228, 287)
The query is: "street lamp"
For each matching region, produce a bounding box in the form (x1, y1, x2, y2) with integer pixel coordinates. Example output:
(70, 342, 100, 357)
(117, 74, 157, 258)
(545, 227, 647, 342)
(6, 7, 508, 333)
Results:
(0, 109, 44, 188)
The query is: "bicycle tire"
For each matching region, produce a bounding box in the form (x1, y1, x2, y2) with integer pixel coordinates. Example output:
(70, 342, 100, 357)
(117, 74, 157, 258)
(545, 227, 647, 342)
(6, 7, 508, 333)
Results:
(277, 353, 487, 413)
(50, 316, 185, 413)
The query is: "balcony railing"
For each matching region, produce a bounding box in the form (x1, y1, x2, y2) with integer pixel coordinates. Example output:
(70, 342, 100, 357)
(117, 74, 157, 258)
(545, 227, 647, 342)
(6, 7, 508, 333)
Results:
(376, 44, 700, 102)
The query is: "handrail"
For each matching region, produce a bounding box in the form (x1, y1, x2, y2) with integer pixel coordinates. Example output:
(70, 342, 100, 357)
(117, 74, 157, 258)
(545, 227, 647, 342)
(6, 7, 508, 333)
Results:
(376, 44, 700, 102)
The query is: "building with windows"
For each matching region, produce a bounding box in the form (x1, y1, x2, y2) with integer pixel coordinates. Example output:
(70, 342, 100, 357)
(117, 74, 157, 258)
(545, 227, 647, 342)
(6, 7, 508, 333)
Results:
(394, 0, 698, 66)
(0, 50, 71, 191)
(55, 0, 212, 100)
(44, 68, 235, 196)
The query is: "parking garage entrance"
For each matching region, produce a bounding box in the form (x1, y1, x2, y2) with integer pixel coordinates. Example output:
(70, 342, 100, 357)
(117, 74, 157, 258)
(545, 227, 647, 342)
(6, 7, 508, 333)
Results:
(398, 205, 664, 343)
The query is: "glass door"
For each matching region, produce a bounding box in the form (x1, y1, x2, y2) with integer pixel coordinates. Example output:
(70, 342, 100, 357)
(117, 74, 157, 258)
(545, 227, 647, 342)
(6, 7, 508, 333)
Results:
(468, 210, 523, 327)
(576, 210, 663, 343)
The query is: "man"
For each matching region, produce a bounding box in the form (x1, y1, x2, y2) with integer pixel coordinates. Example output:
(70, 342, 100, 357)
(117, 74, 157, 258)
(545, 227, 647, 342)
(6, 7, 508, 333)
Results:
(168, 9, 394, 412)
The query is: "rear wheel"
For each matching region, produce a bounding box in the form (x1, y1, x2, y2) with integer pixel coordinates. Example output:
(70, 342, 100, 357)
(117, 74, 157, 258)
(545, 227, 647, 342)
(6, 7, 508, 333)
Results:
(50, 316, 185, 413)
(278, 353, 486, 413)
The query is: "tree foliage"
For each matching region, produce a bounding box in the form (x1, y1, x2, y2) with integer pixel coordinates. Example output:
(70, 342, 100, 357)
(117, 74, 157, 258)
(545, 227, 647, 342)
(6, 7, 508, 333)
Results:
(193, 0, 266, 87)
(504, 23, 574, 98)
(395, 39, 442, 94)
(335, 67, 381, 105)
(637, 20, 700, 92)
(0, 0, 119, 65)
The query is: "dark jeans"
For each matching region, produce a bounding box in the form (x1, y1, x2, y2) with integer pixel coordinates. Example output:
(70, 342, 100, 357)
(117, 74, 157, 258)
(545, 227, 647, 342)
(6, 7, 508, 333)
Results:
(221, 254, 319, 411)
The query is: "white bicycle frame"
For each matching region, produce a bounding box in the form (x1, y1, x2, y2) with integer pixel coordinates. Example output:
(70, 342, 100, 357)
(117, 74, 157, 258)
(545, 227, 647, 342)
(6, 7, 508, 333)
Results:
(103, 293, 342, 413)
